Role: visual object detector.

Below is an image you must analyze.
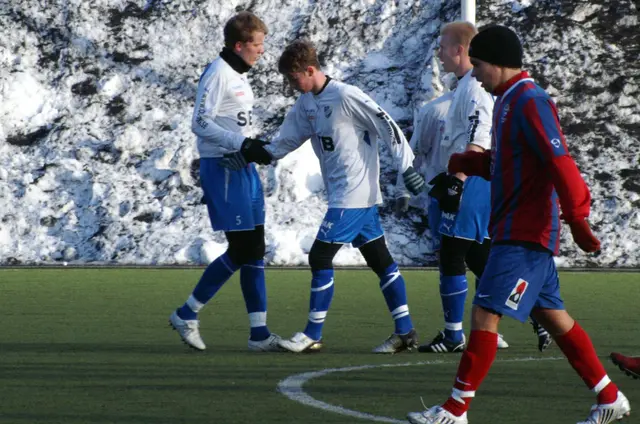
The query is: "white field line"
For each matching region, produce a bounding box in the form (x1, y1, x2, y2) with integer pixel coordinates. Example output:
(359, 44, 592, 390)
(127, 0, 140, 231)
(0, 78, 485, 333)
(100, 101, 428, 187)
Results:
(277, 356, 565, 423)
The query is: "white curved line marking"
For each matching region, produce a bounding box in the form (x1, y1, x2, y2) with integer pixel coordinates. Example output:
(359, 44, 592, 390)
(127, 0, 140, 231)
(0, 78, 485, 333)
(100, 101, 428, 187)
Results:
(277, 356, 565, 423)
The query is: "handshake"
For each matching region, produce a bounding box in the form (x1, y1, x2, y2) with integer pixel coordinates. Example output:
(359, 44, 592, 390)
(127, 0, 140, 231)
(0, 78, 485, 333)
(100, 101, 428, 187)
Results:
(220, 138, 274, 170)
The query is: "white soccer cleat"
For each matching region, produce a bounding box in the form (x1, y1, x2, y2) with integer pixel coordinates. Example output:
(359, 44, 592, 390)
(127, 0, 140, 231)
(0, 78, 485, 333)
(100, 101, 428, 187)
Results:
(247, 333, 284, 352)
(577, 391, 631, 424)
(497, 333, 509, 349)
(169, 311, 206, 351)
(278, 332, 322, 353)
(407, 406, 469, 424)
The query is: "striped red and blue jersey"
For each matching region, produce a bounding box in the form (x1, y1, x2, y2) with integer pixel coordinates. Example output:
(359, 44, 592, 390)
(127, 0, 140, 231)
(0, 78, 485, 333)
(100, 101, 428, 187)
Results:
(489, 71, 592, 254)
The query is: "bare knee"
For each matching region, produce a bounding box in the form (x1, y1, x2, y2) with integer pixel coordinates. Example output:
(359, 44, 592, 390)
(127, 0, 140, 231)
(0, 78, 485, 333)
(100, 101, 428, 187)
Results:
(531, 308, 575, 337)
(471, 305, 502, 332)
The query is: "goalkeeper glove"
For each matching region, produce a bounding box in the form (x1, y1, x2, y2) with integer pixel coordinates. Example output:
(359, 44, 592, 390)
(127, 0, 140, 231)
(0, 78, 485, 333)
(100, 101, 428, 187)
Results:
(428, 172, 464, 213)
(403, 167, 426, 195)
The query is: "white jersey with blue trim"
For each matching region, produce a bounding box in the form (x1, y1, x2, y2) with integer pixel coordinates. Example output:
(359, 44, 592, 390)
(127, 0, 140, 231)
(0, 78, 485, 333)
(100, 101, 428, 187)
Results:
(395, 91, 454, 198)
(268, 79, 415, 209)
(191, 56, 254, 158)
(438, 69, 493, 171)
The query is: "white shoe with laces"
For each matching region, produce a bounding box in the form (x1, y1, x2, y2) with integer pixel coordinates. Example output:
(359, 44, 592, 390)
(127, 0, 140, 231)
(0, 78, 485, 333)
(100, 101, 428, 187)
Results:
(247, 333, 284, 352)
(169, 310, 206, 351)
(407, 405, 468, 424)
(497, 333, 509, 349)
(278, 332, 322, 353)
(577, 391, 631, 424)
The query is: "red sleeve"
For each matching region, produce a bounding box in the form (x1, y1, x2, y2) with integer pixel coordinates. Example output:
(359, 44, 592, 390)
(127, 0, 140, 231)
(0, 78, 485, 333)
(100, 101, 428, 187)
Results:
(520, 97, 591, 222)
(448, 150, 492, 180)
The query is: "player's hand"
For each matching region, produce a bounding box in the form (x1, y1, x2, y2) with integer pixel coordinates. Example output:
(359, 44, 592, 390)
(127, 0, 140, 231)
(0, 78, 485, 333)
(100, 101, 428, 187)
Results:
(240, 137, 273, 165)
(568, 219, 601, 253)
(394, 196, 409, 218)
(427, 172, 448, 201)
(403, 166, 425, 195)
(439, 175, 464, 213)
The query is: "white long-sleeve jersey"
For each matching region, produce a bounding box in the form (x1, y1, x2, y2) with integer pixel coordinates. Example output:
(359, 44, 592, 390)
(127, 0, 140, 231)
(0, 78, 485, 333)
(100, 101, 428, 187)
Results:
(191, 57, 254, 158)
(268, 79, 415, 209)
(438, 70, 494, 171)
(395, 91, 453, 198)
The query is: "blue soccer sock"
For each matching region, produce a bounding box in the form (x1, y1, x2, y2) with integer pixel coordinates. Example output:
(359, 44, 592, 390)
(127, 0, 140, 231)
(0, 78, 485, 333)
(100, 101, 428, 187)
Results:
(440, 274, 468, 343)
(177, 252, 240, 320)
(303, 269, 335, 341)
(378, 263, 414, 335)
(240, 259, 270, 341)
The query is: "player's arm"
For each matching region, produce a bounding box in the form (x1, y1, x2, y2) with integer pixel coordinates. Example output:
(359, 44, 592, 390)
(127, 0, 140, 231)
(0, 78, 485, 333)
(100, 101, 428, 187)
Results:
(191, 70, 246, 151)
(453, 88, 493, 182)
(343, 86, 424, 195)
(267, 101, 314, 160)
(521, 96, 600, 252)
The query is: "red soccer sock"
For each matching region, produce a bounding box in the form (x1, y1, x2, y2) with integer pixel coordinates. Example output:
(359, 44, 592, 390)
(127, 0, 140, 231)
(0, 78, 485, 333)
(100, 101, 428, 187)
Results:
(442, 330, 498, 416)
(555, 322, 618, 404)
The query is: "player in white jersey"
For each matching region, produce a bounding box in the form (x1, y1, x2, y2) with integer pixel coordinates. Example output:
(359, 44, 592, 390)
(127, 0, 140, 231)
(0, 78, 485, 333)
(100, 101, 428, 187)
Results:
(414, 22, 550, 354)
(395, 91, 453, 252)
(168, 12, 282, 352)
(237, 40, 425, 353)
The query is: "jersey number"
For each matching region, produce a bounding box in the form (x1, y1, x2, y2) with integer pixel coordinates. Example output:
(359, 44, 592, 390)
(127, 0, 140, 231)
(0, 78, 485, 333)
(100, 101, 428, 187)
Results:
(237, 111, 253, 127)
(320, 136, 335, 152)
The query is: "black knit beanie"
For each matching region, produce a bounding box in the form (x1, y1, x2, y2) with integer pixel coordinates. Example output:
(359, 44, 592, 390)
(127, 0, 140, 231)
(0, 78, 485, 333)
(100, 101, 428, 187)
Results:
(469, 25, 523, 68)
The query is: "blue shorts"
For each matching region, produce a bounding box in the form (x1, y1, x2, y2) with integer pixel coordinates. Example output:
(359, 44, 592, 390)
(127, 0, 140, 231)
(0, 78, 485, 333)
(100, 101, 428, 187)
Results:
(439, 176, 490, 243)
(428, 197, 442, 251)
(316, 206, 384, 248)
(473, 244, 565, 322)
(200, 158, 265, 232)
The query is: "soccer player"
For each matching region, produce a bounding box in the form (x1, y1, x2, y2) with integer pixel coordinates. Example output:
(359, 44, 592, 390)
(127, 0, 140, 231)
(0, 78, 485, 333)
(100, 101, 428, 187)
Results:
(611, 352, 640, 380)
(168, 12, 282, 352)
(413, 22, 509, 353)
(394, 91, 453, 248)
(254, 40, 425, 353)
(407, 25, 630, 424)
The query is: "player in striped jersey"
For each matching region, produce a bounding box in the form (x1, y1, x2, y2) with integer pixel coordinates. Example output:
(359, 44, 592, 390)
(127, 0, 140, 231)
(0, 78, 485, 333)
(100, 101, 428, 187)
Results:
(408, 25, 629, 424)
(169, 12, 282, 352)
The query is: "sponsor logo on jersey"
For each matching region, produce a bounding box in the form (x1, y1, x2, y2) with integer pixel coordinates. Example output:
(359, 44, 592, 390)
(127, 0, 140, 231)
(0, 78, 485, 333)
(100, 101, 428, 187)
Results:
(505, 278, 528, 310)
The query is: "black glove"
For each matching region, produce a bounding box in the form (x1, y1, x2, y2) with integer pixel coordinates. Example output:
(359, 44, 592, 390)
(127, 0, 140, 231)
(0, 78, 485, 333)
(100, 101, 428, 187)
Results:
(402, 166, 425, 195)
(220, 138, 273, 171)
(427, 172, 449, 201)
(439, 175, 464, 213)
(394, 196, 410, 218)
(240, 137, 273, 165)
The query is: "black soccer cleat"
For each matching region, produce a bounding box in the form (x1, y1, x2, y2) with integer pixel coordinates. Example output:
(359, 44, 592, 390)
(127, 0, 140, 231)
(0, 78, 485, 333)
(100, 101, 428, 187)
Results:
(418, 330, 466, 353)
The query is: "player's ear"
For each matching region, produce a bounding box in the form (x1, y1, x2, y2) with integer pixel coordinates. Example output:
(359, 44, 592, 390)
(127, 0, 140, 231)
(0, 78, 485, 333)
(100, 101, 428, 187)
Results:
(233, 41, 244, 53)
(306, 65, 315, 76)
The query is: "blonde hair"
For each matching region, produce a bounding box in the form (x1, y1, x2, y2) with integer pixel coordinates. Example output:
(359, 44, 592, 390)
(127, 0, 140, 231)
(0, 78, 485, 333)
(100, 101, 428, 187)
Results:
(441, 21, 478, 48)
(278, 40, 321, 74)
(224, 12, 268, 49)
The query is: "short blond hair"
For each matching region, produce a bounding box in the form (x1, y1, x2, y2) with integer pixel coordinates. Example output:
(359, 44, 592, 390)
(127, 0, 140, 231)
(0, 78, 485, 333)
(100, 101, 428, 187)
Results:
(441, 21, 478, 48)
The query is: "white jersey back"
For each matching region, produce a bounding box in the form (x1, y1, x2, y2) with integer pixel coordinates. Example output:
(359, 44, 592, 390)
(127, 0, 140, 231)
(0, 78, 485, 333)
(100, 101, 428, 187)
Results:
(439, 70, 494, 170)
(192, 57, 254, 158)
(395, 91, 453, 198)
(269, 79, 414, 209)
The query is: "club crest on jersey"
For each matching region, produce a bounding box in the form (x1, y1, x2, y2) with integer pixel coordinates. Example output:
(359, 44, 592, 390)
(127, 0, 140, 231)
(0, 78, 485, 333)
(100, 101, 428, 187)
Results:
(324, 106, 332, 118)
(505, 278, 528, 310)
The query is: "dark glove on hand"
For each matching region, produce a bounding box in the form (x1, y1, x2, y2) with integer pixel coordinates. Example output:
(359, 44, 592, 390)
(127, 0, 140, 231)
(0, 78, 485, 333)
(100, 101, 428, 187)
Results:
(439, 175, 464, 213)
(403, 166, 426, 196)
(427, 172, 448, 201)
(568, 219, 601, 253)
(394, 196, 409, 218)
(240, 137, 273, 165)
